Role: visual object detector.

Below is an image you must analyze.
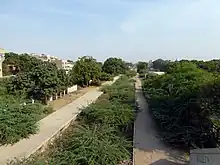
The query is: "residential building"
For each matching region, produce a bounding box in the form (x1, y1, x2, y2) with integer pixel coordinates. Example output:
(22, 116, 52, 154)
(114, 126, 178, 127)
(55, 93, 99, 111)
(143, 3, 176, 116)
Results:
(30, 53, 58, 62)
(62, 60, 74, 72)
(54, 59, 74, 73)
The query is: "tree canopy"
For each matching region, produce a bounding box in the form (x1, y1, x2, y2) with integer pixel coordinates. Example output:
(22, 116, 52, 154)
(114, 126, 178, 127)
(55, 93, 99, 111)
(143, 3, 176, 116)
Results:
(69, 56, 101, 86)
(102, 57, 127, 75)
(7, 61, 63, 103)
(136, 61, 148, 73)
(152, 59, 170, 72)
(3, 52, 44, 75)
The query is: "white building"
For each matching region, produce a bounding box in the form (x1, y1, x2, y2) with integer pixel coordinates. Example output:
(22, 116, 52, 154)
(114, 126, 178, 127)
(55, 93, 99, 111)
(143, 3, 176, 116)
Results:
(0, 48, 6, 77)
(61, 60, 74, 73)
(30, 53, 58, 62)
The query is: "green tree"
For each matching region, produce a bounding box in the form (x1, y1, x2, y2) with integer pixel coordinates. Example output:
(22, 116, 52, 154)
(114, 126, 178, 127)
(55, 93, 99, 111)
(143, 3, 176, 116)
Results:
(30, 62, 60, 103)
(136, 61, 148, 73)
(125, 62, 134, 69)
(7, 72, 34, 97)
(7, 61, 61, 104)
(152, 59, 170, 72)
(102, 58, 127, 75)
(57, 69, 69, 91)
(69, 56, 101, 86)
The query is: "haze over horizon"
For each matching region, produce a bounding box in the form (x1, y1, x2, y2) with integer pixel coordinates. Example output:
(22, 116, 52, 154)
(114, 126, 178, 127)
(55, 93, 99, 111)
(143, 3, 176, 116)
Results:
(1, 0, 220, 62)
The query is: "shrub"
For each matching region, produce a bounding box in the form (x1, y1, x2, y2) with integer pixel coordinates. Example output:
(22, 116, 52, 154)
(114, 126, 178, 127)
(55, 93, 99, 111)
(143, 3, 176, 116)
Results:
(80, 100, 134, 131)
(125, 70, 136, 78)
(0, 103, 44, 144)
(99, 72, 113, 81)
(90, 79, 101, 86)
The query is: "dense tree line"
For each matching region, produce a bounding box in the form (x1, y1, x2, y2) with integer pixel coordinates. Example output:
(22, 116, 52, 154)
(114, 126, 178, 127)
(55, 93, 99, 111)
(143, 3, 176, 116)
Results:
(3, 53, 130, 103)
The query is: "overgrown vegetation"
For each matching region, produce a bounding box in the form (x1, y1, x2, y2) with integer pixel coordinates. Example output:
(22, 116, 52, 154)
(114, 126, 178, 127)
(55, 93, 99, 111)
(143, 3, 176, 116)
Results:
(143, 61, 220, 149)
(11, 76, 135, 165)
(1, 52, 133, 146)
(0, 79, 52, 145)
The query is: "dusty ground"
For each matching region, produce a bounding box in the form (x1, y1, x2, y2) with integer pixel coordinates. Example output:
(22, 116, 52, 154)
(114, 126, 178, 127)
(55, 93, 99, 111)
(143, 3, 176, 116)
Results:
(49, 86, 97, 111)
(133, 77, 189, 165)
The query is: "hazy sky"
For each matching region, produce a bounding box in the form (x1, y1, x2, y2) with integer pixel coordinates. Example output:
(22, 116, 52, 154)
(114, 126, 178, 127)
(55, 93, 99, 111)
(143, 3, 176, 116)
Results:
(1, 0, 220, 62)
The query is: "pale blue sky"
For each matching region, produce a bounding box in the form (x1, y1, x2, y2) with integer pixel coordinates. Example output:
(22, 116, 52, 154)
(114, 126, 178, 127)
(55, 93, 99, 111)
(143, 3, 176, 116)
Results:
(1, 0, 220, 62)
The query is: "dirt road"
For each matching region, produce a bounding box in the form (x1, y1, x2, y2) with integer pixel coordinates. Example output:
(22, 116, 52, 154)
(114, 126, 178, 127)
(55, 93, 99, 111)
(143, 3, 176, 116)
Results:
(133, 77, 189, 165)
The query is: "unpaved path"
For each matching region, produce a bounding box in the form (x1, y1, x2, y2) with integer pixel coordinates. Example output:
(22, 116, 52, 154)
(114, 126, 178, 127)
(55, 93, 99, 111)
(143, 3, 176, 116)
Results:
(133, 77, 189, 165)
(50, 86, 97, 111)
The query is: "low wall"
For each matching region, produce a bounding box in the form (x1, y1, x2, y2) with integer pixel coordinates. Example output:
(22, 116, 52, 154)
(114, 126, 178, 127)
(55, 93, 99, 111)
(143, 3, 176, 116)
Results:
(67, 85, 77, 93)
(148, 71, 165, 75)
(190, 148, 220, 165)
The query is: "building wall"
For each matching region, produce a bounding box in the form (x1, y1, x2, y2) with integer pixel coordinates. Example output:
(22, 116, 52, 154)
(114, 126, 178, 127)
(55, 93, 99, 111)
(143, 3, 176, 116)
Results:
(0, 48, 6, 77)
(61, 60, 74, 73)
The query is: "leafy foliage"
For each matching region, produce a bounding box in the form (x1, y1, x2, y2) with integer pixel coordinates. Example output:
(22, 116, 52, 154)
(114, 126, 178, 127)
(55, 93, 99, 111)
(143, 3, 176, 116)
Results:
(136, 61, 148, 74)
(0, 79, 53, 145)
(7, 62, 61, 103)
(143, 62, 220, 149)
(0, 103, 44, 145)
(3, 52, 44, 75)
(69, 56, 102, 86)
(152, 58, 170, 72)
(125, 70, 136, 78)
(102, 57, 127, 75)
(99, 72, 113, 81)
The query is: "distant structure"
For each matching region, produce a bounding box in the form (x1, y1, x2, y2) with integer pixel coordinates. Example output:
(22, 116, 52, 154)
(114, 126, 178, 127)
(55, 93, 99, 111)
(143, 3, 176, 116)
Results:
(30, 53, 74, 73)
(30, 53, 58, 62)
(54, 59, 74, 74)
(148, 60, 153, 70)
(0, 48, 6, 77)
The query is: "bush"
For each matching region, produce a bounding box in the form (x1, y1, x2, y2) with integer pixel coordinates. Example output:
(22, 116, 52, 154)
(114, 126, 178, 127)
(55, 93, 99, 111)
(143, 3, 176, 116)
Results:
(125, 70, 136, 78)
(0, 103, 44, 144)
(90, 79, 101, 86)
(99, 72, 113, 81)
(43, 105, 54, 114)
(80, 100, 134, 131)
